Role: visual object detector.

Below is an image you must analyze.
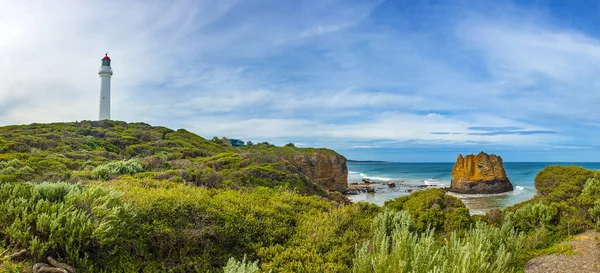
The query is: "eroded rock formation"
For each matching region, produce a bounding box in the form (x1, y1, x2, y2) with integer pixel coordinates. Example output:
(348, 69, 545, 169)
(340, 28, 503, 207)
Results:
(450, 152, 513, 194)
(290, 150, 348, 192)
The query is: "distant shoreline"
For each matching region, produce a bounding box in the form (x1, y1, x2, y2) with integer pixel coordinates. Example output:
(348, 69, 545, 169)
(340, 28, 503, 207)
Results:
(348, 160, 600, 164)
(347, 160, 390, 164)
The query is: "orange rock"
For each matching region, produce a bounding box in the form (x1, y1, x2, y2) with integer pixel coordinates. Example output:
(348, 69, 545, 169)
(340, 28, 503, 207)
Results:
(291, 151, 348, 192)
(450, 152, 513, 194)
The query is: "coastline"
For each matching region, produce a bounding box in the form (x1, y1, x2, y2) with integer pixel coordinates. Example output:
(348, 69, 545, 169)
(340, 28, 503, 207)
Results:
(341, 161, 600, 213)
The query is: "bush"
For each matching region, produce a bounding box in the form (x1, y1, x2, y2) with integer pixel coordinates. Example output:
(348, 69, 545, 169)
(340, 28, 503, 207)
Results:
(258, 202, 380, 272)
(0, 182, 137, 272)
(103, 180, 338, 272)
(223, 256, 261, 273)
(352, 210, 524, 273)
(505, 202, 557, 233)
(485, 208, 503, 226)
(534, 166, 594, 203)
(92, 159, 144, 180)
(578, 172, 600, 229)
(384, 188, 473, 232)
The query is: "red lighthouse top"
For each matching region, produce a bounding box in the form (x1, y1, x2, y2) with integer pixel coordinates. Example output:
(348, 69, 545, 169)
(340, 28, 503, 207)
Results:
(101, 53, 111, 66)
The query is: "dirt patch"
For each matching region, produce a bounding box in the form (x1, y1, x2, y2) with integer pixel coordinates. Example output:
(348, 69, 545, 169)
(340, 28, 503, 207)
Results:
(525, 230, 600, 273)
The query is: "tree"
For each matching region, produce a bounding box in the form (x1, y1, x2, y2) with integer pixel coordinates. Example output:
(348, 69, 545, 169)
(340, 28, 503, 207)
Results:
(211, 136, 221, 144)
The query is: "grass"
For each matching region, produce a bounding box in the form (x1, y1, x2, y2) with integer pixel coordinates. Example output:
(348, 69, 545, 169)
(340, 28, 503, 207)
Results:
(533, 243, 575, 257)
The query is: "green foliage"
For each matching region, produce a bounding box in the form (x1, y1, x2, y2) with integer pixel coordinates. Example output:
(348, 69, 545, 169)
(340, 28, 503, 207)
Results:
(505, 202, 557, 233)
(352, 209, 525, 273)
(0, 182, 136, 272)
(0, 121, 345, 201)
(534, 165, 594, 203)
(258, 202, 380, 272)
(580, 172, 600, 205)
(101, 179, 347, 272)
(579, 172, 600, 230)
(5, 121, 600, 273)
(211, 136, 222, 145)
(223, 256, 261, 273)
(532, 242, 574, 257)
(502, 166, 600, 254)
(385, 188, 473, 232)
(92, 159, 144, 180)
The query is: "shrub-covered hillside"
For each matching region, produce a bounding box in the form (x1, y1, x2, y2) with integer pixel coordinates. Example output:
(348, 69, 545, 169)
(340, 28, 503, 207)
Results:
(0, 121, 361, 272)
(0, 120, 345, 200)
(2, 121, 600, 273)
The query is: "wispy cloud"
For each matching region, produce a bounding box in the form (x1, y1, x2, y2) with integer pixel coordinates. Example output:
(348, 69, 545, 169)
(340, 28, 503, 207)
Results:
(2, 0, 600, 161)
(468, 126, 524, 131)
(468, 130, 556, 136)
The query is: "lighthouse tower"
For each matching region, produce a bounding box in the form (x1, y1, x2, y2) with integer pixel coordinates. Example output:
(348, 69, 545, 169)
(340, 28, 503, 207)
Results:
(98, 53, 113, 120)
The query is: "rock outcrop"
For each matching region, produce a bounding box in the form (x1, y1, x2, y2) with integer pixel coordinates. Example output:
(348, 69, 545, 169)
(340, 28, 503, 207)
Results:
(450, 152, 513, 194)
(290, 150, 348, 192)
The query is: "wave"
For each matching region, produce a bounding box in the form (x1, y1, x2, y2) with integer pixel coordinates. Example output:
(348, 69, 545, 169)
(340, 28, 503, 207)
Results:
(359, 173, 395, 182)
(348, 171, 360, 174)
(423, 178, 450, 185)
(448, 185, 531, 198)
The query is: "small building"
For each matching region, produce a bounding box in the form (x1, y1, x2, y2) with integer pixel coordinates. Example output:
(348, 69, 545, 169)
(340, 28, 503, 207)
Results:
(229, 139, 246, 147)
(221, 137, 246, 147)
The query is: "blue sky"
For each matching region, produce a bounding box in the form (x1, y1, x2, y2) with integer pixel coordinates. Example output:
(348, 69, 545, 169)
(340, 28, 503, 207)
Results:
(1, 0, 600, 162)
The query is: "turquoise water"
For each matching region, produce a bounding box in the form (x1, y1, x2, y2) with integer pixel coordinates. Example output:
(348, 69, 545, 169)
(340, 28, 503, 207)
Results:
(346, 162, 600, 214)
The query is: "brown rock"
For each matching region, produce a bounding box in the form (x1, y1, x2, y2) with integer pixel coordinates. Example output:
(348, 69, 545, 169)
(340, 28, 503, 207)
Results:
(290, 151, 348, 192)
(388, 182, 396, 188)
(450, 152, 513, 194)
(366, 186, 375, 193)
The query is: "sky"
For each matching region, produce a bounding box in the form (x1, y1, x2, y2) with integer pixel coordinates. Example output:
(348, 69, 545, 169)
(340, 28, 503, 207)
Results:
(1, 0, 600, 162)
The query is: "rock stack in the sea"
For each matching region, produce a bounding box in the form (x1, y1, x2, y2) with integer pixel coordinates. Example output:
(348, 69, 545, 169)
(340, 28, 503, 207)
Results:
(450, 152, 513, 194)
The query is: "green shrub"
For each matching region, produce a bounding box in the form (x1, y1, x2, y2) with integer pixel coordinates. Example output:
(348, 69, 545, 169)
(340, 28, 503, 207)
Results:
(384, 188, 472, 232)
(505, 202, 557, 232)
(591, 202, 600, 230)
(578, 172, 600, 229)
(485, 208, 503, 226)
(534, 166, 594, 203)
(352, 210, 524, 273)
(258, 202, 380, 272)
(92, 159, 144, 180)
(0, 182, 137, 272)
(223, 255, 261, 273)
(104, 179, 338, 272)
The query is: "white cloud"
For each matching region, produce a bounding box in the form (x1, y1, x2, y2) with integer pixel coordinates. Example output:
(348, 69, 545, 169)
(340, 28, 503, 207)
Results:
(454, 15, 600, 124)
(0, 0, 237, 124)
(180, 111, 558, 148)
(0, 0, 598, 160)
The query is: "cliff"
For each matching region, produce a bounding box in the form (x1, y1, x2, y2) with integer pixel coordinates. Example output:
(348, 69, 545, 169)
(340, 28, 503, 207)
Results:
(450, 152, 513, 194)
(290, 151, 348, 192)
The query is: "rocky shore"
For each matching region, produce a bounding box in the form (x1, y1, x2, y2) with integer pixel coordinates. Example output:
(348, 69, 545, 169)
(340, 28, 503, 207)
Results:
(345, 178, 434, 195)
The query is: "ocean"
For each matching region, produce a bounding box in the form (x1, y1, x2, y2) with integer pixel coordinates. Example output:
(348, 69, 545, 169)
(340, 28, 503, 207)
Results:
(346, 162, 600, 214)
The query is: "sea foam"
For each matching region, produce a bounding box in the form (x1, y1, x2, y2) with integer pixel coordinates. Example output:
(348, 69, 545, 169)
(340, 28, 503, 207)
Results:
(359, 173, 395, 182)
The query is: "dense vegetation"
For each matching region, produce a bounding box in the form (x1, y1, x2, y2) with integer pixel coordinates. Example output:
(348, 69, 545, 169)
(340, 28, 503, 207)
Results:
(0, 120, 338, 199)
(1, 121, 599, 272)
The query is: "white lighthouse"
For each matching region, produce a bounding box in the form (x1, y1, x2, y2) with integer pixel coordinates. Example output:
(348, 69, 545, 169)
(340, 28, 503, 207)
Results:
(98, 53, 113, 120)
